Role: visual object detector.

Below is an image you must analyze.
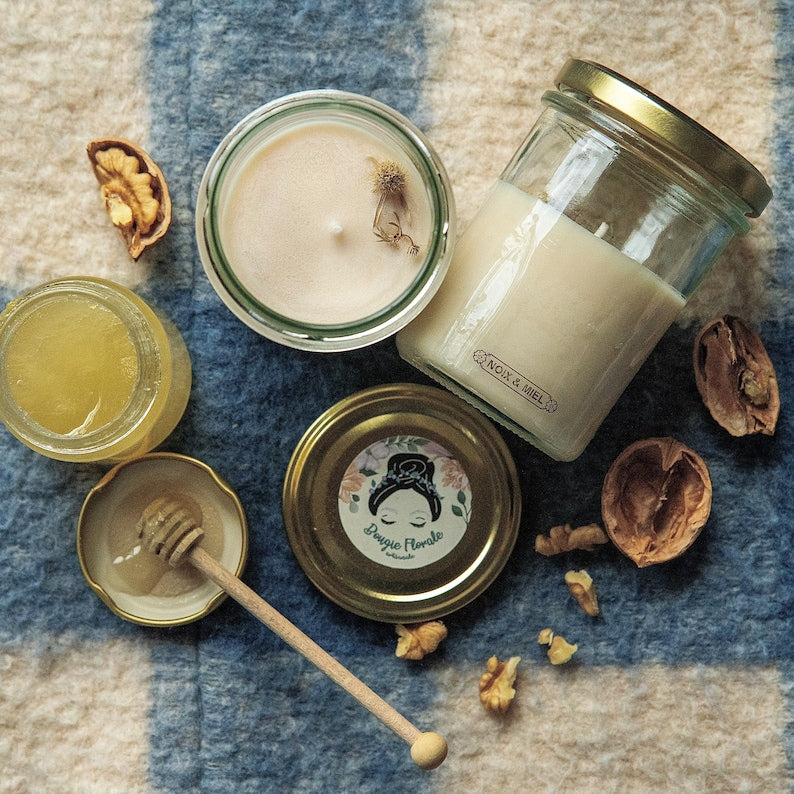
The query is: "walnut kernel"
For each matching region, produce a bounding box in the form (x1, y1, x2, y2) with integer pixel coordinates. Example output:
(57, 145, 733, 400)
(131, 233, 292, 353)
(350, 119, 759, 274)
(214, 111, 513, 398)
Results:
(478, 655, 520, 713)
(564, 569, 599, 616)
(694, 315, 779, 436)
(87, 138, 171, 260)
(547, 635, 578, 665)
(602, 437, 712, 568)
(395, 621, 447, 660)
(535, 523, 609, 555)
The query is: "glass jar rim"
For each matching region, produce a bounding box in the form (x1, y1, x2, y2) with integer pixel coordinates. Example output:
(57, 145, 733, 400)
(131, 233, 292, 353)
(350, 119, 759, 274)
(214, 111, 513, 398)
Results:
(555, 59, 771, 218)
(195, 89, 455, 352)
(0, 277, 166, 458)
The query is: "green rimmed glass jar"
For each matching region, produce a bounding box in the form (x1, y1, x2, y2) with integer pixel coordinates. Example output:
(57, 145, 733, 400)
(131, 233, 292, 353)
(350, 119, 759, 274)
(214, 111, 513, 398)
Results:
(196, 90, 455, 351)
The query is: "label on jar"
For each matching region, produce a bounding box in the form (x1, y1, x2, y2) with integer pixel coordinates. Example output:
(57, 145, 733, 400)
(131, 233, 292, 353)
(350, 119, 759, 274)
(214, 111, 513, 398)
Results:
(337, 436, 472, 569)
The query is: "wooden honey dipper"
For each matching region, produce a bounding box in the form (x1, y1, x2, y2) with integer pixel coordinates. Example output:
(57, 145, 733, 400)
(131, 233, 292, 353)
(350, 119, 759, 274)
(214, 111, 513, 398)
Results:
(136, 497, 448, 770)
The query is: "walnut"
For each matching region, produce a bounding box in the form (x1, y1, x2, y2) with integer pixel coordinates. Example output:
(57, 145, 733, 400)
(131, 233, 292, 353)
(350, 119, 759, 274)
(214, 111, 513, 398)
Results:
(395, 621, 447, 660)
(478, 655, 520, 713)
(547, 635, 578, 665)
(535, 523, 609, 555)
(564, 569, 599, 616)
(602, 437, 712, 568)
(537, 627, 554, 645)
(87, 138, 171, 259)
(693, 315, 779, 436)
(537, 629, 578, 664)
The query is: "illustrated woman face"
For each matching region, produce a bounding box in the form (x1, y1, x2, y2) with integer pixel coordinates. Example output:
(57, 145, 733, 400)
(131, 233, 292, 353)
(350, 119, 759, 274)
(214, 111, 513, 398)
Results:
(375, 488, 433, 533)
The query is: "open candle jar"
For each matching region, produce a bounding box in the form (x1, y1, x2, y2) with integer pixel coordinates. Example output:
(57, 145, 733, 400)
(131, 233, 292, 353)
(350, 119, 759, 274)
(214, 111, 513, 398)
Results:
(397, 59, 772, 461)
(196, 90, 455, 351)
(0, 277, 191, 463)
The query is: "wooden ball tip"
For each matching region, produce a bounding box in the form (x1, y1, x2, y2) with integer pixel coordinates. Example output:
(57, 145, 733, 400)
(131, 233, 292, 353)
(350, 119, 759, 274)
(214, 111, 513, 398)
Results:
(410, 732, 448, 769)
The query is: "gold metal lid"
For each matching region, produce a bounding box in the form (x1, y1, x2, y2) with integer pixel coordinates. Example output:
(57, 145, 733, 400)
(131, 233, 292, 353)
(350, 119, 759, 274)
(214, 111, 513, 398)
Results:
(555, 59, 772, 217)
(77, 453, 248, 627)
(282, 384, 521, 622)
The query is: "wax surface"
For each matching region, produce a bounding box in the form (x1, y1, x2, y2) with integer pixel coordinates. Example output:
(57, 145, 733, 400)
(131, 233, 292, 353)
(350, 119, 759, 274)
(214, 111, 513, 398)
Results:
(5, 296, 138, 435)
(398, 181, 686, 460)
(218, 119, 433, 324)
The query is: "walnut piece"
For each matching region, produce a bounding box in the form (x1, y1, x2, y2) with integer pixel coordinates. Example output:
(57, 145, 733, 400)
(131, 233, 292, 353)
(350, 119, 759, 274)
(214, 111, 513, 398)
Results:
(87, 138, 171, 260)
(693, 315, 779, 436)
(535, 523, 609, 555)
(564, 569, 599, 616)
(537, 629, 578, 664)
(395, 621, 447, 660)
(547, 635, 578, 665)
(478, 655, 520, 713)
(602, 437, 712, 568)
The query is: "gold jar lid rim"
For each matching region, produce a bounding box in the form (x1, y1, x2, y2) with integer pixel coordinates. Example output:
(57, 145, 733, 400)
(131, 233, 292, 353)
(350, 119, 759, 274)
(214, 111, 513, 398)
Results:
(555, 59, 771, 217)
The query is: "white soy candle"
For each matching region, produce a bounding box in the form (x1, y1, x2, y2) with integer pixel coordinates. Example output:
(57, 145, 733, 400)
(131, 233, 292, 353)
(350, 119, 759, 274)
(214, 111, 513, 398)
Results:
(398, 59, 771, 461)
(196, 91, 454, 351)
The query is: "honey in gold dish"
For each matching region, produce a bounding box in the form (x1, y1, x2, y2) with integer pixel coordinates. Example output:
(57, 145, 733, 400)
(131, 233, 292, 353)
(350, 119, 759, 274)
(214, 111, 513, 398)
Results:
(0, 277, 191, 463)
(78, 453, 248, 627)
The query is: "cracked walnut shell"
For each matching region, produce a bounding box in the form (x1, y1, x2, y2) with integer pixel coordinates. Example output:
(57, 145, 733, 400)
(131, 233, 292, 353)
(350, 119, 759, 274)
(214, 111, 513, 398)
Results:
(693, 315, 779, 436)
(395, 621, 447, 660)
(87, 139, 171, 260)
(478, 656, 520, 713)
(602, 437, 711, 568)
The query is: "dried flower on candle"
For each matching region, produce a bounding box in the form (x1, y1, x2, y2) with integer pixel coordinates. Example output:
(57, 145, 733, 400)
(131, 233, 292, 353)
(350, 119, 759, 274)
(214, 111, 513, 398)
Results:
(87, 138, 171, 260)
(373, 213, 420, 256)
(693, 315, 780, 436)
(602, 437, 712, 568)
(564, 569, 599, 616)
(370, 158, 420, 256)
(478, 655, 520, 713)
(535, 523, 609, 556)
(395, 620, 448, 660)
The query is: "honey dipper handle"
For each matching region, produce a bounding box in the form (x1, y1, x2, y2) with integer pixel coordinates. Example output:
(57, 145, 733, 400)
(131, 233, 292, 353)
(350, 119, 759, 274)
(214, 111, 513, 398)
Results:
(187, 545, 447, 769)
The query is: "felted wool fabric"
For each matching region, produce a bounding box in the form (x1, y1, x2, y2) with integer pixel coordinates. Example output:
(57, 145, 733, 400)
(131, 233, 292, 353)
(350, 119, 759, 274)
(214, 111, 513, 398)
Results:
(0, 1, 791, 792)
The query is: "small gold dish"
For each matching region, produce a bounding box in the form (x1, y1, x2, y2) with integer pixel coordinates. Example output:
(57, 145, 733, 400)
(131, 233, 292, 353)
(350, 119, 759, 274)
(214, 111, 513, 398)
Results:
(77, 453, 248, 627)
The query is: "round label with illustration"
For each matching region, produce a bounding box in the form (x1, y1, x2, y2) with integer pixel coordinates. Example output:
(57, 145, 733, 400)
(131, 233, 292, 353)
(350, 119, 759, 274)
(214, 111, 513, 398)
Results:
(338, 436, 472, 569)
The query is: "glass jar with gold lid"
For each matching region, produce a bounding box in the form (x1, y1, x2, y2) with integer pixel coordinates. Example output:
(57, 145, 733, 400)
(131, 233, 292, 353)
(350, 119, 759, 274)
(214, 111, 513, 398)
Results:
(397, 59, 771, 462)
(0, 277, 192, 463)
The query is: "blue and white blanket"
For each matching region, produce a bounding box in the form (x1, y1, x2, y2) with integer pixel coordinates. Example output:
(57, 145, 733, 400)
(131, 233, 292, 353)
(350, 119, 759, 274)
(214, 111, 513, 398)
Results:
(2, 2, 792, 791)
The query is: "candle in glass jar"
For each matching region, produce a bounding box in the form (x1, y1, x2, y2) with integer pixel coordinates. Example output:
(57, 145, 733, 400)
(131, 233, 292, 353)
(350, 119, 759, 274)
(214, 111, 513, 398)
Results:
(397, 59, 771, 461)
(397, 181, 686, 461)
(196, 91, 455, 351)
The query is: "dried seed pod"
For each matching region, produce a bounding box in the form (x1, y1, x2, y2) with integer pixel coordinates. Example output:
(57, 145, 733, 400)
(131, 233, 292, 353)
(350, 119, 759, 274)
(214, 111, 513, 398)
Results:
(478, 655, 520, 713)
(87, 138, 172, 259)
(601, 437, 712, 568)
(395, 621, 447, 660)
(693, 315, 779, 436)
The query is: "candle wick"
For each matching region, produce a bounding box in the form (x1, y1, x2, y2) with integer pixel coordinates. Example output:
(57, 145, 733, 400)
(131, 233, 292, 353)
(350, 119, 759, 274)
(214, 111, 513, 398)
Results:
(330, 222, 343, 236)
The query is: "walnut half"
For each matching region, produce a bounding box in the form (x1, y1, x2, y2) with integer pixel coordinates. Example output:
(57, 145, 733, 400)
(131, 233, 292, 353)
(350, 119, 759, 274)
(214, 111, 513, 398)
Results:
(87, 138, 171, 260)
(693, 315, 779, 436)
(478, 656, 520, 713)
(395, 621, 447, 660)
(601, 437, 712, 567)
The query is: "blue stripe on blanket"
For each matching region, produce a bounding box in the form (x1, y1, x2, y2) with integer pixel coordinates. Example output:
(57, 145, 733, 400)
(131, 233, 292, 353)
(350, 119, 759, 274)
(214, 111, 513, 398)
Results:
(145, 2, 433, 791)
